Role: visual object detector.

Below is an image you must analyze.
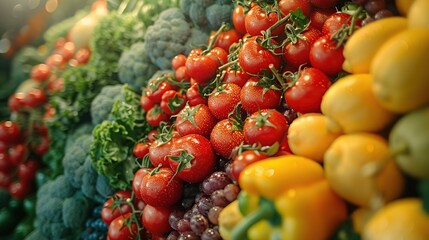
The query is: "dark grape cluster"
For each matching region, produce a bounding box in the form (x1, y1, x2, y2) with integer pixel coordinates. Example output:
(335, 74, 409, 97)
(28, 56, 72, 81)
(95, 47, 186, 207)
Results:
(166, 170, 240, 240)
(82, 205, 108, 240)
(352, 0, 398, 25)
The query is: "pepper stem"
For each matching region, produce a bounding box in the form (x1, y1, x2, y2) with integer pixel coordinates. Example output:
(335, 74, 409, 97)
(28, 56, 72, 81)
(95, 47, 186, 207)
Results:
(231, 198, 278, 240)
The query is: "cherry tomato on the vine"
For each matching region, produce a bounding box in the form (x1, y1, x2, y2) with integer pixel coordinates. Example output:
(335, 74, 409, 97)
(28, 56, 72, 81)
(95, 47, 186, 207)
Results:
(133, 142, 150, 159)
(222, 67, 251, 88)
(283, 27, 322, 68)
(208, 83, 241, 120)
(209, 29, 242, 52)
(0, 121, 21, 145)
(232, 5, 247, 35)
(146, 105, 170, 127)
(146, 81, 174, 104)
(101, 190, 133, 225)
(174, 104, 217, 138)
(160, 90, 186, 116)
(30, 64, 51, 82)
(279, 0, 312, 18)
(309, 34, 345, 76)
(171, 54, 187, 71)
(231, 150, 269, 181)
(210, 119, 245, 159)
(186, 83, 207, 107)
(240, 77, 282, 114)
(108, 213, 139, 240)
(141, 205, 173, 234)
(245, 5, 285, 38)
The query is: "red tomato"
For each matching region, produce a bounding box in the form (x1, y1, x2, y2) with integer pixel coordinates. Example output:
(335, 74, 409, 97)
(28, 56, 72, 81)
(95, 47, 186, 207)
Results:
(74, 48, 91, 64)
(108, 213, 139, 240)
(243, 109, 289, 147)
(208, 83, 241, 120)
(149, 137, 176, 168)
(282, 27, 322, 68)
(8, 92, 26, 112)
(284, 67, 332, 113)
(207, 47, 228, 65)
(231, 150, 269, 181)
(175, 66, 190, 82)
(209, 29, 241, 52)
(45, 54, 65, 68)
(140, 95, 155, 112)
(0, 171, 12, 188)
(18, 159, 39, 183)
(0, 121, 21, 145)
(186, 48, 220, 85)
(232, 5, 247, 35)
(245, 5, 285, 37)
(132, 168, 149, 200)
(58, 41, 75, 61)
(309, 34, 345, 76)
(141, 205, 173, 234)
(139, 167, 183, 207)
(175, 104, 217, 138)
(310, 0, 339, 9)
(30, 64, 51, 82)
(8, 144, 28, 166)
(160, 90, 186, 116)
(222, 67, 251, 88)
(186, 83, 207, 107)
(146, 81, 174, 104)
(101, 190, 133, 225)
(46, 77, 64, 93)
(0, 153, 13, 172)
(171, 54, 187, 70)
(238, 36, 282, 75)
(9, 181, 32, 199)
(240, 77, 282, 114)
(310, 8, 337, 30)
(210, 119, 245, 159)
(133, 142, 150, 158)
(146, 105, 170, 127)
(322, 12, 361, 36)
(168, 134, 216, 183)
(278, 0, 312, 18)
(23, 88, 47, 108)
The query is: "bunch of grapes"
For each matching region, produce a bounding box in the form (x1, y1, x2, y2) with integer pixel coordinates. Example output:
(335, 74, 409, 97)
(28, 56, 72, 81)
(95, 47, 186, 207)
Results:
(82, 205, 108, 240)
(352, 0, 398, 25)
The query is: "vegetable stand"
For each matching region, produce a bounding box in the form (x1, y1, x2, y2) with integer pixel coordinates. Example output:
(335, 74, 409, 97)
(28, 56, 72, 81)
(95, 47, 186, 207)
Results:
(0, 0, 428, 239)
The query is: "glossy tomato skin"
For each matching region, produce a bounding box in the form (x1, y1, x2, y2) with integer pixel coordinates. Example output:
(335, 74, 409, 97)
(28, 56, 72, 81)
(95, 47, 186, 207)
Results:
(174, 66, 190, 82)
(210, 119, 245, 159)
(240, 77, 282, 114)
(168, 134, 216, 183)
(31, 64, 51, 82)
(146, 105, 170, 127)
(140, 95, 155, 112)
(132, 168, 149, 200)
(108, 213, 138, 240)
(149, 138, 176, 168)
(322, 12, 362, 36)
(186, 49, 220, 85)
(17, 159, 39, 183)
(101, 190, 133, 225)
(232, 5, 247, 35)
(133, 142, 150, 159)
(171, 54, 187, 71)
(243, 109, 289, 147)
(284, 67, 332, 114)
(186, 83, 207, 107)
(139, 167, 183, 207)
(310, 8, 337, 30)
(279, 0, 312, 18)
(310, 0, 339, 9)
(245, 5, 285, 37)
(142, 205, 173, 234)
(9, 181, 32, 199)
(146, 81, 174, 104)
(309, 34, 345, 76)
(222, 67, 251, 88)
(210, 29, 242, 52)
(0, 121, 22, 145)
(283, 27, 322, 68)
(238, 36, 282, 75)
(175, 104, 217, 138)
(160, 90, 186, 116)
(231, 150, 269, 181)
(208, 83, 241, 120)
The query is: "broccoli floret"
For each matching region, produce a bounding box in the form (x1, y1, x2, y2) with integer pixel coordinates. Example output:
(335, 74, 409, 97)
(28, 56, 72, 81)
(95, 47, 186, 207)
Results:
(63, 134, 92, 188)
(65, 122, 94, 149)
(180, 0, 233, 31)
(144, 8, 209, 69)
(118, 42, 159, 90)
(82, 156, 116, 203)
(34, 175, 90, 240)
(90, 84, 123, 125)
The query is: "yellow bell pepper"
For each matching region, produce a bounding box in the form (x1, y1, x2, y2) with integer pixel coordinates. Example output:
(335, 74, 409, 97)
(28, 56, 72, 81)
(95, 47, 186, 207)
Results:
(229, 155, 348, 240)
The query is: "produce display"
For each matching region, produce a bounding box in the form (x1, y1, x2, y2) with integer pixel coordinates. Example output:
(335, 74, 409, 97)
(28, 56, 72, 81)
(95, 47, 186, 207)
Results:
(0, 0, 428, 239)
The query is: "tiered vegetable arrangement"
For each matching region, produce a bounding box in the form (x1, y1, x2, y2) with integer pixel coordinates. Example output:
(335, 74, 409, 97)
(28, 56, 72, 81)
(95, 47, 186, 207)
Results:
(1, 0, 428, 239)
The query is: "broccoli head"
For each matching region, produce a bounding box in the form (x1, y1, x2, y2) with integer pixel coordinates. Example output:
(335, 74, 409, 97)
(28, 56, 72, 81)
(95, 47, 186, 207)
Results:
(82, 156, 116, 203)
(118, 42, 159, 91)
(180, 0, 233, 31)
(144, 8, 209, 69)
(90, 84, 123, 125)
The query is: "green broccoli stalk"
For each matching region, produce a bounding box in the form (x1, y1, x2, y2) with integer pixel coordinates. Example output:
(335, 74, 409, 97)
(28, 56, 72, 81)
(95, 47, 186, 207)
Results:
(144, 8, 209, 69)
(180, 0, 234, 32)
(118, 42, 159, 91)
(90, 85, 153, 189)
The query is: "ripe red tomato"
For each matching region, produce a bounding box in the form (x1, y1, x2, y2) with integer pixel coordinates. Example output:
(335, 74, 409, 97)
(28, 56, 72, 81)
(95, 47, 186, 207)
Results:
(245, 5, 285, 37)
(58, 41, 75, 61)
(149, 137, 176, 168)
(160, 90, 186, 116)
(141, 205, 173, 234)
(146, 105, 170, 127)
(132, 168, 148, 201)
(207, 47, 228, 65)
(232, 5, 247, 35)
(210, 119, 245, 159)
(174, 104, 217, 138)
(208, 83, 241, 120)
(322, 12, 361, 36)
(174, 66, 190, 82)
(0, 171, 13, 188)
(140, 95, 155, 112)
(222, 67, 251, 88)
(30, 64, 51, 82)
(108, 213, 139, 240)
(309, 34, 344, 76)
(171, 54, 187, 71)
(139, 167, 183, 207)
(243, 109, 289, 147)
(209, 29, 241, 52)
(146, 81, 174, 104)
(23, 88, 47, 108)
(74, 48, 91, 64)
(238, 36, 282, 75)
(45, 54, 65, 68)
(282, 27, 322, 68)
(186, 48, 220, 85)
(0, 121, 22, 145)
(168, 134, 216, 183)
(186, 83, 207, 107)
(9, 181, 32, 199)
(8, 144, 28, 166)
(240, 77, 282, 114)
(0, 153, 13, 172)
(8, 92, 26, 112)
(310, 0, 339, 9)
(231, 150, 269, 181)
(133, 142, 150, 158)
(284, 67, 332, 114)
(278, 0, 312, 18)
(101, 190, 133, 225)
(32, 135, 50, 156)
(18, 159, 39, 183)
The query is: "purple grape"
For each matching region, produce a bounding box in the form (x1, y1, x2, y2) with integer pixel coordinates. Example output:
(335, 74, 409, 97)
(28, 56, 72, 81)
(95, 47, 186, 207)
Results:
(201, 228, 222, 240)
(362, 17, 375, 26)
(167, 231, 180, 240)
(201, 172, 231, 195)
(224, 183, 240, 202)
(374, 9, 393, 19)
(365, 0, 387, 15)
(190, 214, 209, 235)
(196, 196, 214, 216)
(211, 190, 229, 207)
(169, 210, 185, 230)
(351, 0, 368, 4)
(178, 231, 199, 240)
(177, 219, 191, 233)
(207, 206, 223, 225)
